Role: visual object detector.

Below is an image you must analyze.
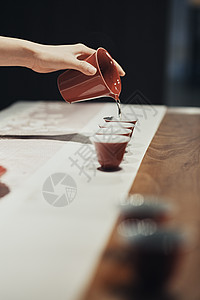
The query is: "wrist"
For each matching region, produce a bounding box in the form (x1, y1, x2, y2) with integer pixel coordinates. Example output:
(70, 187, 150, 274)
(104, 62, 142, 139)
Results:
(20, 39, 42, 70)
(0, 37, 42, 69)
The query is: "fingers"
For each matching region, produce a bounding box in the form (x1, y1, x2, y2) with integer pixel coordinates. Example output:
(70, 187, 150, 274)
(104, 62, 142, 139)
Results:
(73, 57, 125, 77)
(73, 59, 97, 76)
(73, 44, 125, 77)
(71, 44, 97, 75)
(75, 43, 96, 57)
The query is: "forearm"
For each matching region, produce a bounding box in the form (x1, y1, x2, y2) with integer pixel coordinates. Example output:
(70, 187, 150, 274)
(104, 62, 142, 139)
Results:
(0, 36, 39, 68)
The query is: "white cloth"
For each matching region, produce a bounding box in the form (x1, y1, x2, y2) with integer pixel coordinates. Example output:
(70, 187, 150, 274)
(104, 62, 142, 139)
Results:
(0, 101, 166, 300)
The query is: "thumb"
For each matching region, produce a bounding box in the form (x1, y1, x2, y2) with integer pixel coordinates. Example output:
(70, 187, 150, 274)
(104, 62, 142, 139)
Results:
(74, 60, 97, 76)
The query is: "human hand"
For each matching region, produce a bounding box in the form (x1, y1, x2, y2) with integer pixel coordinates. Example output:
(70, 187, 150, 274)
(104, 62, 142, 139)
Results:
(31, 43, 125, 76)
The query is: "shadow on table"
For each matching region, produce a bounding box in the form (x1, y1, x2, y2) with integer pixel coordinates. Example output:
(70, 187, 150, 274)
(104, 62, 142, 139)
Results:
(0, 133, 91, 200)
(0, 133, 91, 144)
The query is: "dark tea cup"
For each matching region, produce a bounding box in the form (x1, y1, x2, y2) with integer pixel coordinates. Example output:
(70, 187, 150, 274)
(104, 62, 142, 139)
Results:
(104, 116, 138, 125)
(90, 134, 130, 170)
(119, 194, 175, 224)
(96, 127, 132, 137)
(99, 122, 135, 137)
(118, 220, 192, 294)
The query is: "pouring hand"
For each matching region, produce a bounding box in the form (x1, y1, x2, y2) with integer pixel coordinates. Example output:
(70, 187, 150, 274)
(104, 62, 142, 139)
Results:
(0, 36, 125, 76)
(31, 43, 126, 76)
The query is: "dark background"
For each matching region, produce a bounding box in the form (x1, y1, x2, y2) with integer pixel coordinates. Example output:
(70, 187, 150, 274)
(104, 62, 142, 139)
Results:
(0, 0, 199, 110)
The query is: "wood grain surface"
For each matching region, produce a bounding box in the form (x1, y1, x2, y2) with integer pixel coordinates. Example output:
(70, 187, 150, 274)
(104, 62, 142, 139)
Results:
(82, 111, 200, 300)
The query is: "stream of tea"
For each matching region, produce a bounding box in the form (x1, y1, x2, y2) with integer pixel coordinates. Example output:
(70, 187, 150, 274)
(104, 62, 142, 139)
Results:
(116, 97, 122, 119)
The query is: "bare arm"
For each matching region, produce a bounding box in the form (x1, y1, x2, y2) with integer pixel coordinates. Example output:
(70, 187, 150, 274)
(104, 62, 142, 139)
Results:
(0, 36, 125, 76)
(0, 36, 36, 68)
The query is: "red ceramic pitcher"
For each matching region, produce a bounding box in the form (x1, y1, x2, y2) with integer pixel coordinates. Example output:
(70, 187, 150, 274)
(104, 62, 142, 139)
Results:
(57, 48, 121, 103)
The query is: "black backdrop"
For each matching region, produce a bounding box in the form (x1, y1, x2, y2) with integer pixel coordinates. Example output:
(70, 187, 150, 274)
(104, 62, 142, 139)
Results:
(0, 0, 170, 110)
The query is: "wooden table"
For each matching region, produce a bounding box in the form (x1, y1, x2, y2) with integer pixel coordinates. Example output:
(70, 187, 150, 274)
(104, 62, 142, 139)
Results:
(0, 103, 199, 300)
(82, 108, 200, 300)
